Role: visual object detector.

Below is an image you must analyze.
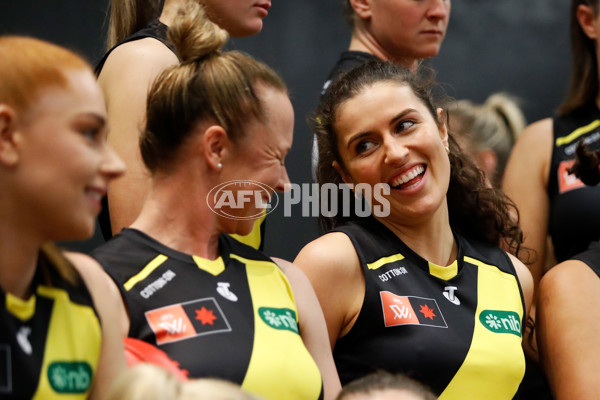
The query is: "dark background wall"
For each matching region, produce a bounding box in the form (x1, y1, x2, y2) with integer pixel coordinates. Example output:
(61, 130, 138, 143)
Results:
(0, 0, 571, 261)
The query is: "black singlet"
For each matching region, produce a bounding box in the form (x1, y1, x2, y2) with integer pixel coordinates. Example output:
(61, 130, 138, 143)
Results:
(548, 102, 600, 262)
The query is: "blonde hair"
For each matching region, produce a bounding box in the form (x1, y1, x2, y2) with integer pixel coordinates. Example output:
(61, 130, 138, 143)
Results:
(140, 1, 286, 173)
(106, 0, 164, 49)
(0, 36, 90, 114)
(449, 92, 526, 186)
(105, 363, 263, 400)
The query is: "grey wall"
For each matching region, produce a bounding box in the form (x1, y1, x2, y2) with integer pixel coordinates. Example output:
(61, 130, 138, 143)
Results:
(0, 0, 571, 260)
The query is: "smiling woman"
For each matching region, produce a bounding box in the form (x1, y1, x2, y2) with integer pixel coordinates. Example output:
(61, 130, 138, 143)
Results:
(0, 36, 127, 400)
(294, 59, 534, 399)
(90, 4, 340, 400)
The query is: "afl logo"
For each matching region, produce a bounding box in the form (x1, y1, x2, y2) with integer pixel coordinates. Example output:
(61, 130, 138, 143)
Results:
(207, 180, 279, 220)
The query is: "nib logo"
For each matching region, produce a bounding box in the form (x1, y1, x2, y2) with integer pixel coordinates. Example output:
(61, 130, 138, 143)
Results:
(479, 310, 522, 337)
(380, 291, 447, 328)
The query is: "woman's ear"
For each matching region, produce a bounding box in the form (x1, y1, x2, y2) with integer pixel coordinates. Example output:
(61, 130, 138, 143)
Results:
(577, 4, 598, 40)
(349, 0, 373, 20)
(0, 105, 20, 167)
(203, 124, 230, 172)
(333, 160, 353, 185)
(437, 107, 449, 148)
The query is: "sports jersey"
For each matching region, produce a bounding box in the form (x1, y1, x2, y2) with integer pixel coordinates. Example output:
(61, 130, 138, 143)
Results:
(0, 244, 101, 399)
(548, 102, 600, 262)
(332, 217, 526, 399)
(91, 229, 323, 400)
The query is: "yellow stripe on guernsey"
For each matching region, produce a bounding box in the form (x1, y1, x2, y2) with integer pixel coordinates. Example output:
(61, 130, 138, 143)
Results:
(6, 292, 36, 321)
(439, 257, 525, 400)
(124, 255, 168, 291)
(428, 260, 458, 281)
(555, 119, 600, 146)
(367, 253, 405, 270)
(33, 286, 101, 400)
(230, 212, 266, 250)
(193, 256, 226, 276)
(230, 254, 322, 400)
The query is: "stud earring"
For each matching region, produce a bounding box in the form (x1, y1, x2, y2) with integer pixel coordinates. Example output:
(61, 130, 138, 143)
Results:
(444, 145, 450, 154)
(217, 162, 223, 169)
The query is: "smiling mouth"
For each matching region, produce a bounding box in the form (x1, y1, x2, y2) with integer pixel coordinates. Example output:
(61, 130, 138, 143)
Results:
(390, 165, 426, 189)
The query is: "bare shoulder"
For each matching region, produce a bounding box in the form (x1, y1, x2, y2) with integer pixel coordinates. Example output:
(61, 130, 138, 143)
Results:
(510, 118, 553, 165)
(294, 232, 358, 274)
(506, 253, 533, 306)
(98, 37, 179, 88)
(540, 259, 598, 295)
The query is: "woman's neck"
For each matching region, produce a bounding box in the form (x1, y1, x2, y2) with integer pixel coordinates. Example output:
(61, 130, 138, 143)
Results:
(349, 28, 419, 73)
(0, 228, 41, 300)
(131, 175, 222, 260)
(159, 0, 189, 26)
(377, 205, 457, 267)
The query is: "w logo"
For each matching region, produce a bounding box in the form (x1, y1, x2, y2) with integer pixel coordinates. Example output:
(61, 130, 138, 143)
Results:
(158, 318, 186, 335)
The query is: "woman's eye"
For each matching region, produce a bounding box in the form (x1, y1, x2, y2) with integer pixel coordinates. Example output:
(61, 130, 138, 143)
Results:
(81, 127, 101, 141)
(395, 120, 416, 133)
(355, 140, 376, 155)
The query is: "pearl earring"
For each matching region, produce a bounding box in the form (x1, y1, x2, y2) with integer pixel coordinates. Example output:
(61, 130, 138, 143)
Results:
(217, 162, 223, 169)
(444, 145, 450, 154)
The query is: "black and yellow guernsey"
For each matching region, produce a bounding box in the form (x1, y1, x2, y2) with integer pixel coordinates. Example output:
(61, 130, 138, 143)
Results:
(0, 245, 101, 399)
(91, 229, 323, 400)
(333, 217, 526, 399)
(548, 101, 600, 262)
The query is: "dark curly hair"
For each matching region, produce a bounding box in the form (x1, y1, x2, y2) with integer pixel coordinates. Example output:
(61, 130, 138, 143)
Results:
(311, 59, 525, 257)
(568, 138, 600, 186)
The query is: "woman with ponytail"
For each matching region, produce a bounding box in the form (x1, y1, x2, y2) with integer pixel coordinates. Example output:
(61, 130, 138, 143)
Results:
(91, 5, 340, 400)
(96, 0, 273, 247)
(0, 36, 127, 399)
(536, 140, 600, 400)
(448, 92, 526, 188)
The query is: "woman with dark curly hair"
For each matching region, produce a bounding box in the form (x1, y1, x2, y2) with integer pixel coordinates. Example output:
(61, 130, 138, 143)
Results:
(295, 59, 533, 399)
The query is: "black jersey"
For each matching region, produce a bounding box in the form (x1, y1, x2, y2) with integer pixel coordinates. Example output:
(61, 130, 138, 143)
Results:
(91, 229, 323, 400)
(548, 102, 600, 262)
(332, 217, 526, 399)
(0, 245, 101, 399)
(321, 51, 380, 95)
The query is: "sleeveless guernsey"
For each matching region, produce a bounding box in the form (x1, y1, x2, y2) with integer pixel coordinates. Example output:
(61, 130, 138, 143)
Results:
(94, 20, 265, 249)
(548, 102, 600, 262)
(0, 245, 101, 399)
(91, 229, 323, 400)
(333, 217, 526, 399)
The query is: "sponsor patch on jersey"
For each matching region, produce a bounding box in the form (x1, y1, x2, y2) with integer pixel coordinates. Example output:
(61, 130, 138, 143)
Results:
(258, 307, 299, 334)
(0, 345, 11, 393)
(145, 298, 231, 345)
(380, 291, 447, 328)
(558, 160, 585, 194)
(479, 310, 522, 337)
(48, 362, 92, 394)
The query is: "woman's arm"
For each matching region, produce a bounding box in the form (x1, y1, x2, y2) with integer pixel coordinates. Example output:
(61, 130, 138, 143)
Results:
(507, 253, 536, 360)
(293, 232, 365, 350)
(537, 259, 600, 400)
(502, 118, 554, 289)
(65, 252, 129, 400)
(97, 38, 179, 234)
(273, 257, 342, 400)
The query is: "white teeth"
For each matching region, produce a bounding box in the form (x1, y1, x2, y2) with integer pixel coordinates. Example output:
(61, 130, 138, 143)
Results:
(390, 165, 424, 187)
(87, 191, 102, 201)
